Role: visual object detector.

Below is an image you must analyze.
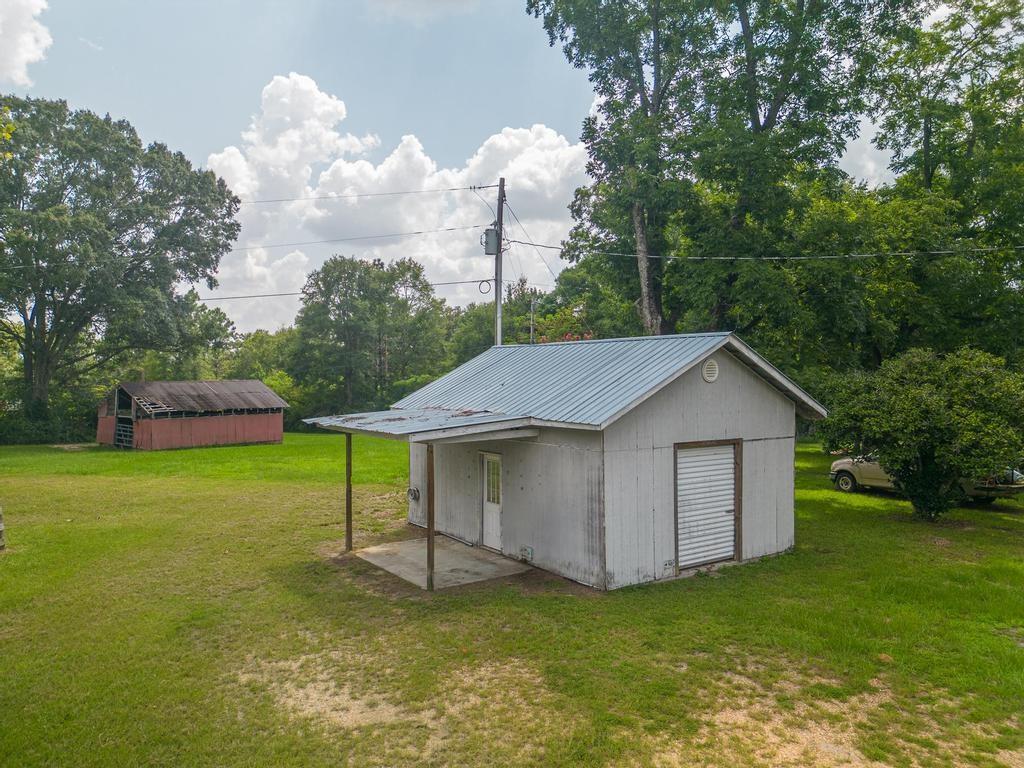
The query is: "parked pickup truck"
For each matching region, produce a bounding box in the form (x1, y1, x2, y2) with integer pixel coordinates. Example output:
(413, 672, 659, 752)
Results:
(829, 456, 1024, 504)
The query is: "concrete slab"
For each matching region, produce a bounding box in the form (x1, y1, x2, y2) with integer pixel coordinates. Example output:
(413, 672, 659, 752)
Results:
(355, 536, 531, 590)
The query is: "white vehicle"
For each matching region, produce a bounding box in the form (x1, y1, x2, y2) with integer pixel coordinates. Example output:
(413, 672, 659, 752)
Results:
(829, 456, 1024, 504)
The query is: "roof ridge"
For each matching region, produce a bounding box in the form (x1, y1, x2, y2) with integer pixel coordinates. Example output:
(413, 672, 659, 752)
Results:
(489, 331, 733, 350)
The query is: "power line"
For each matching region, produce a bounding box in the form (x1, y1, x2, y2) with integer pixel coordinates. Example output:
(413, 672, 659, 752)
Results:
(229, 224, 486, 253)
(508, 240, 1024, 262)
(198, 278, 495, 302)
(1, 224, 489, 266)
(503, 200, 559, 280)
(238, 184, 499, 205)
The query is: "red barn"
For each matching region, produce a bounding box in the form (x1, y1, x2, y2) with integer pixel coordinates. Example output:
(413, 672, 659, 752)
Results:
(96, 380, 288, 450)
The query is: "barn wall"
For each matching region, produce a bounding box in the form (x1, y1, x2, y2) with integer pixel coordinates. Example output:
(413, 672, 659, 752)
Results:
(602, 350, 797, 589)
(408, 428, 605, 587)
(96, 415, 116, 445)
(133, 412, 284, 450)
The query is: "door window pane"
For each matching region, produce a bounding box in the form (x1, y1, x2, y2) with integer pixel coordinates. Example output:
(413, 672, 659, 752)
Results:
(485, 458, 501, 505)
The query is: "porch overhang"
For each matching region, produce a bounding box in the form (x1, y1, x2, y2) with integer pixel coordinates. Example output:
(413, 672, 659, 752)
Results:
(305, 407, 541, 592)
(304, 407, 541, 443)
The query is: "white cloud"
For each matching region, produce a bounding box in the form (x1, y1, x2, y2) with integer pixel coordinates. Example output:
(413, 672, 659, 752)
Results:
(0, 0, 52, 87)
(206, 73, 587, 332)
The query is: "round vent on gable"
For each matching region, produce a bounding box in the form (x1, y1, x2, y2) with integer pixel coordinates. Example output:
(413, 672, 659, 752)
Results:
(701, 358, 720, 383)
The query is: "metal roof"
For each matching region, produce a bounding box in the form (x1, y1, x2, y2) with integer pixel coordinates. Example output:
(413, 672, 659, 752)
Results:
(119, 380, 289, 414)
(397, 332, 748, 425)
(307, 407, 530, 441)
(306, 332, 826, 439)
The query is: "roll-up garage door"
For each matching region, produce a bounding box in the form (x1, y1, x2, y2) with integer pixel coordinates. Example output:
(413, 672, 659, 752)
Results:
(675, 444, 737, 569)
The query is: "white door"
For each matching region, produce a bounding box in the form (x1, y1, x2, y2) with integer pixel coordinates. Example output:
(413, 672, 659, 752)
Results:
(481, 453, 502, 550)
(676, 444, 737, 569)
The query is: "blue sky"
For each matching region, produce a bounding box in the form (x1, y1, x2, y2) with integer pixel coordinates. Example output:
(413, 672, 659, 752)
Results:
(1, 0, 889, 332)
(19, 0, 595, 169)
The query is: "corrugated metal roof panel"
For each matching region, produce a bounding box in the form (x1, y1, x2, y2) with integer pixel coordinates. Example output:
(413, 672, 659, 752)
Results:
(120, 380, 288, 413)
(306, 407, 525, 438)
(394, 333, 731, 426)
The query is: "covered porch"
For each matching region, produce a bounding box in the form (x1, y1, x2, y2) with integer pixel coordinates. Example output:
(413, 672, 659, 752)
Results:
(305, 407, 540, 591)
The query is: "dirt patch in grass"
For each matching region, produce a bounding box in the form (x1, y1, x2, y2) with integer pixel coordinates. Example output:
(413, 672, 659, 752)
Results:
(238, 650, 571, 766)
(689, 680, 891, 767)
(433, 659, 571, 764)
(997, 749, 1024, 768)
(643, 659, 1017, 768)
(239, 651, 424, 728)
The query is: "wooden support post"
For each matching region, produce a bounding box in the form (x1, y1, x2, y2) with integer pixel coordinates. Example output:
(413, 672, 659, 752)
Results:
(345, 432, 353, 552)
(426, 442, 435, 591)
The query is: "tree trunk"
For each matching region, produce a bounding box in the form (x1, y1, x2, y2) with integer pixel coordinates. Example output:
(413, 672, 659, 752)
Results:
(922, 113, 934, 190)
(23, 344, 53, 419)
(632, 203, 664, 335)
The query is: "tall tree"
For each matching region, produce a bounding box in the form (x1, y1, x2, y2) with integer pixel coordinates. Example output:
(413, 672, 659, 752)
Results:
(0, 96, 240, 416)
(530, 0, 916, 334)
(872, 0, 1024, 194)
(530, 0, 717, 333)
(293, 256, 447, 413)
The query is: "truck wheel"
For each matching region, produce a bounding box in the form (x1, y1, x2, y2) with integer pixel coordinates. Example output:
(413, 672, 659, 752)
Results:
(835, 472, 857, 492)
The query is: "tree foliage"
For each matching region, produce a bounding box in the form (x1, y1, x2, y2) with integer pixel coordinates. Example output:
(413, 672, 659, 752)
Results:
(292, 256, 447, 414)
(819, 347, 1024, 519)
(0, 107, 13, 162)
(529, 0, 916, 335)
(0, 95, 240, 416)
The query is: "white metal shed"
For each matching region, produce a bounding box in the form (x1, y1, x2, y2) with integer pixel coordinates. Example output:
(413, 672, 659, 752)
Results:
(307, 332, 826, 590)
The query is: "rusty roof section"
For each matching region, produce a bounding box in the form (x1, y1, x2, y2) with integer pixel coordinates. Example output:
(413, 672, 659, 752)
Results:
(119, 380, 288, 414)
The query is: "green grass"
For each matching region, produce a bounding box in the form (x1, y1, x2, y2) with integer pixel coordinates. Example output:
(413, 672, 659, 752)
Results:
(1, 435, 1022, 767)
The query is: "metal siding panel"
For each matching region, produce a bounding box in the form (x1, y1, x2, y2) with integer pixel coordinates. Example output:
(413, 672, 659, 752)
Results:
(421, 429, 605, 586)
(96, 416, 116, 445)
(603, 352, 799, 587)
(741, 435, 795, 558)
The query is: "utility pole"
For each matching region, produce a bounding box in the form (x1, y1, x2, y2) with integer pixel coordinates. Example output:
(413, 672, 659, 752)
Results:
(494, 177, 506, 346)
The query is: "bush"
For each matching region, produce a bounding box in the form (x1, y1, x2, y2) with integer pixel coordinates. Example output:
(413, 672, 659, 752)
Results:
(819, 347, 1024, 520)
(0, 413, 95, 445)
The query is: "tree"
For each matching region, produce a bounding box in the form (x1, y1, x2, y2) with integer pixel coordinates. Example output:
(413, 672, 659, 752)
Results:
(133, 293, 237, 380)
(871, 0, 1024, 193)
(819, 347, 1024, 520)
(0, 96, 240, 417)
(529, 0, 914, 334)
(530, 0, 717, 333)
(293, 256, 447, 414)
(0, 107, 13, 162)
(226, 327, 298, 380)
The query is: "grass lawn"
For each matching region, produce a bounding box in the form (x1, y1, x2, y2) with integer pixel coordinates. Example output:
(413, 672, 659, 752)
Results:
(1, 434, 1022, 767)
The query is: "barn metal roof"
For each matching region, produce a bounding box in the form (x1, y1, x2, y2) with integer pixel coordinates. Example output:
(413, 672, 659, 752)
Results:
(120, 380, 289, 414)
(306, 332, 825, 440)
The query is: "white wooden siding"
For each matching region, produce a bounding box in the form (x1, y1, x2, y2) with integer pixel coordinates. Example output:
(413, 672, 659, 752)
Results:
(603, 350, 797, 589)
(675, 445, 736, 568)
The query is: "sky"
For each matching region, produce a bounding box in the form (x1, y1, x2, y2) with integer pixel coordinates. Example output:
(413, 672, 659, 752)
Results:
(0, 0, 892, 332)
